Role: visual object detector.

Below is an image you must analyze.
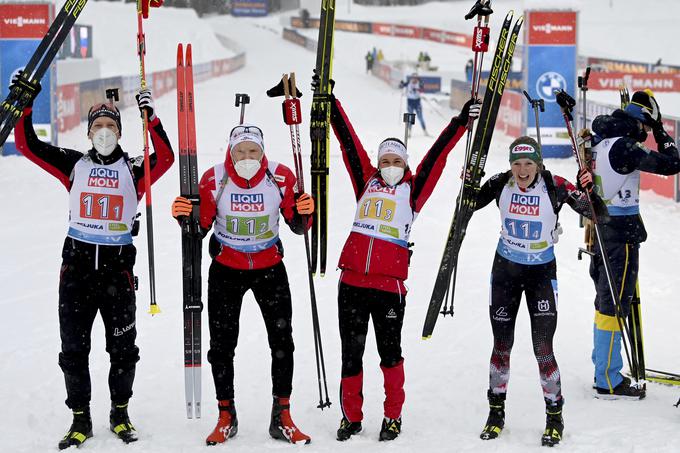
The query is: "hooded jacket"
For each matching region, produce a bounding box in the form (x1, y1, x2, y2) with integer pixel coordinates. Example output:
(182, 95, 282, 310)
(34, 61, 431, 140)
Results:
(591, 109, 680, 243)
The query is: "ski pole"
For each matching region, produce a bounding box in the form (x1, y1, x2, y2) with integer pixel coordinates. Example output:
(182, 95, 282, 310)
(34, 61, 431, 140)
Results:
(441, 0, 492, 317)
(403, 113, 415, 146)
(575, 67, 596, 258)
(578, 66, 591, 130)
(522, 90, 544, 148)
(136, 0, 161, 315)
(235, 93, 250, 125)
(555, 89, 640, 385)
(277, 73, 331, 410)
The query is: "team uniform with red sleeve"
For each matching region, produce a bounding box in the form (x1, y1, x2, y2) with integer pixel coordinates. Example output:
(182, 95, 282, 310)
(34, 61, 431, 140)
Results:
(329, 95, 467, 426)
(197, 152, 309, 403)
(13, 107, 174, 411)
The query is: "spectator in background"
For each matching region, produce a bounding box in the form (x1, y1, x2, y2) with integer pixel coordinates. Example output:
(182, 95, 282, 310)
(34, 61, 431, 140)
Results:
(365, 51, 375, 74)
(466, 58, 474, 82)
(377, 49, 384, 62)
(300, 8, 310, 28)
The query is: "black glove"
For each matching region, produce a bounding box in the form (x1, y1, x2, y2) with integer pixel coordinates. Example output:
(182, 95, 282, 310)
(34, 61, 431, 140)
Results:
(464, 0, 493, 20)
(457, 98, 482, 124)
(311, 69, 334, 94)
(135, 88, 155, 121)
(266, 76, 303, 98)
(10, 70, 42, 107)
(577, 167, 594, 194)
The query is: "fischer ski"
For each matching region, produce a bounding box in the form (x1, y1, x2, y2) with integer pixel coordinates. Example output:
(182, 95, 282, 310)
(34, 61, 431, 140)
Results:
(423, 11, 523, 339)
(310, 0, 336, 276)
(177, 43, 203, 419)
(0, 0, 88, 147)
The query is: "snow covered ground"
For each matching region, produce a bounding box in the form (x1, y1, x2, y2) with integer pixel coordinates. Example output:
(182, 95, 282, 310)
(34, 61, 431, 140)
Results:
(1, 1, 679, 452)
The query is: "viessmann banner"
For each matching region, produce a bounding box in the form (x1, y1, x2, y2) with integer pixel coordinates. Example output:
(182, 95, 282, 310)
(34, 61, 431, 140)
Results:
(0, 3, 56, 156)
(523, 10, 578, 158)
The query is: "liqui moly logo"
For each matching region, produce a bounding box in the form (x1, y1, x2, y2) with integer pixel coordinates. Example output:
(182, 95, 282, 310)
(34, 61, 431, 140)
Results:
(231, 193, 264, 212)
(367, 179, 396, 194)
(88, 168, 119, 188)
(3, 16, 46, 27)
(509, 193, 540, 216)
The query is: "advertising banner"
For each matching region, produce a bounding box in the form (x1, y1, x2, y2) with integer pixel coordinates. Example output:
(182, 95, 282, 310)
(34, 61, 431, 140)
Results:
(524, 10, 578, 158)
(0, 3, 54, 155)
(231, 1, 268, 17)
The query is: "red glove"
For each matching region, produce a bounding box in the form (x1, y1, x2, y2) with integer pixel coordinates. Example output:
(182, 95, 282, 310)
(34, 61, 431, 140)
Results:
(172, 196, 192, 218)
(295, 193, 314, 215)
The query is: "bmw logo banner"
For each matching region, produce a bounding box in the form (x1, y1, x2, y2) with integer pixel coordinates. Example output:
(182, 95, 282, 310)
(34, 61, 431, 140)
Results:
(524, 10, 578, 158)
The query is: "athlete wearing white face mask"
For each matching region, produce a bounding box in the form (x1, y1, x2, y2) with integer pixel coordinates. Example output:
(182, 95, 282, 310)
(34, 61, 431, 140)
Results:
(171, 123, 316, 446)
(12, 85, 175, 449)
(324, 73, 481, 442)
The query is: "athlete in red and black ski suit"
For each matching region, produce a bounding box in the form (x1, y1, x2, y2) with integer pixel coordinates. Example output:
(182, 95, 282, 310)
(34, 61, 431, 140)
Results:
(330, 91, 478, 441)
(474, 136, 606, 446)
(172, 125, 313, 445)
(13, 90, 174, 448)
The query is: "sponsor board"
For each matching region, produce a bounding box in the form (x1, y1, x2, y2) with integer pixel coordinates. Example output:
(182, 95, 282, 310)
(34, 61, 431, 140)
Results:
(0, 4, 50, 38)
(590, 71, 680, 93)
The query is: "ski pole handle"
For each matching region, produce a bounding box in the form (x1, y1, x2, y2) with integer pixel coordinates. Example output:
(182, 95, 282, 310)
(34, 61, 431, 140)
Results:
(235, 93, 250, 125)
(403, 112, 415, 145)
(471, 25, 490, 52)
(281, 74, 302, 125)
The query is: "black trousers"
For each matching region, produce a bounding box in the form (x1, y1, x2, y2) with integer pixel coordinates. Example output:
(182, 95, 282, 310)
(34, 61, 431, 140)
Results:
(338, 282, 405, 377)
(58, 238, 139, 410)
(488, 254, 562, 403)
(207, 261, 295, 400)
(589, 241, 639, 318)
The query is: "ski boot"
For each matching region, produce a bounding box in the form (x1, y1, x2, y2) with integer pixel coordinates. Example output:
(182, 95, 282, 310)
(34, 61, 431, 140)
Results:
(58, 407, 93, 450)
(594, 376, 646, 400)
(336, 417, 362, 441)
(269, 397, 311, 444)
(110, 401, 138, 444)
(206, 400, 238, 446)
(480, 390, 506, 440)
(541, 399, 564, 447)
(379, 416, 401, 441)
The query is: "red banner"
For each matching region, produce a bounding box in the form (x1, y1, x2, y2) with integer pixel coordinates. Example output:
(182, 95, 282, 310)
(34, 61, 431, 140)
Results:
(151, 69, 175, 98)
(422, 28, 470, 47)
(56, 84, 81, 133)
(527, 11, 577, 45)
(589, 71, 680, 92)
(0, 4, 51, 38)
(496, 90, 523, 138)
(372, 23, 421, 39)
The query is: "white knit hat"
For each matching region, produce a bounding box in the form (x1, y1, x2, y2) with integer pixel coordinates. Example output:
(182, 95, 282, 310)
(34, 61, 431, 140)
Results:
(229, 124, 264, 151)
(377, 138, 408, 162)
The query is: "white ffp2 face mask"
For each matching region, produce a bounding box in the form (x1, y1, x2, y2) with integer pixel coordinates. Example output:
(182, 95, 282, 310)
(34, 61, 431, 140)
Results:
(380, 166, 404, 186)
(233, 158, 261, 180)
(92, 128, 118, 156)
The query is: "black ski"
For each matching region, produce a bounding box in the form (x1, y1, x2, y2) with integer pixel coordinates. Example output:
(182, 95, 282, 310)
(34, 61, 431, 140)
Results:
(0, 0, 88, 147)
(423, 12, 522, 339)
(177, 43, 202, 419)
(310, 0, 336, 276)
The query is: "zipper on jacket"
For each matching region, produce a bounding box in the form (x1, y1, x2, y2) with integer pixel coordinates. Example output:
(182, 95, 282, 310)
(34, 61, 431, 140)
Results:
(365, 237, 374, 274)
(247, 252, 253, 270)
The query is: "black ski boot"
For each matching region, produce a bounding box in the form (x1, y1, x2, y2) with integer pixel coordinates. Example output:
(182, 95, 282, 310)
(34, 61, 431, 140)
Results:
(480, 390, 506, 440)
(541, 399, 564, 447)
(58, 407, 93, 450)
(379, 417, 401, 441)
(336, 417, 362, 441)
(110, 401, 138, 444)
